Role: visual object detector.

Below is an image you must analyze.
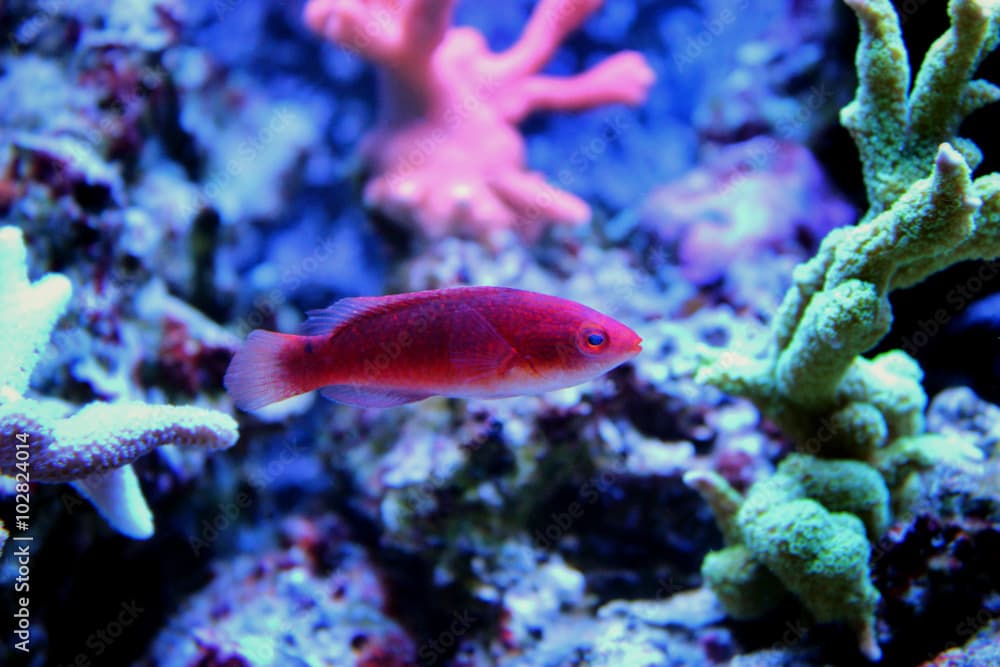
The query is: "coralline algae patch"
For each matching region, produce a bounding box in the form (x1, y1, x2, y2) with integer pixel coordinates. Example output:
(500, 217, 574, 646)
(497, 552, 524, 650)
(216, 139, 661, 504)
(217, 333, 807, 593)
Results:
(145, 517, 417, 667)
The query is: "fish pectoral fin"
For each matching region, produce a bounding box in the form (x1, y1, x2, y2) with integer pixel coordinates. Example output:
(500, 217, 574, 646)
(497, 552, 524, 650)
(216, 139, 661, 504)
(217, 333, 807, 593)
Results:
(448, 304, 519, 381)
(319, 385, 433, 408)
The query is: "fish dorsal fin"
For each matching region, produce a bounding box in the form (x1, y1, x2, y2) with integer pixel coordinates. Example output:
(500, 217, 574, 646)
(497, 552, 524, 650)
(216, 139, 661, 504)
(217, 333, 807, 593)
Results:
(301, 296, 390, 336)
(319, 385, 432, 408)
(301, 292, 446, 337)
(448, 304, 519, 381)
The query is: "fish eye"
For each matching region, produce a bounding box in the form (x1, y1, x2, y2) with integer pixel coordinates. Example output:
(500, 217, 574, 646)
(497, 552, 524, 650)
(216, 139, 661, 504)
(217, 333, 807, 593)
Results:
(578, 326, 610, 354)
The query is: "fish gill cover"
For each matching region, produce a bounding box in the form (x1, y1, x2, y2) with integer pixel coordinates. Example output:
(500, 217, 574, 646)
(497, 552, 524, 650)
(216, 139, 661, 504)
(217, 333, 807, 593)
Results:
(0, 1, 997, 667)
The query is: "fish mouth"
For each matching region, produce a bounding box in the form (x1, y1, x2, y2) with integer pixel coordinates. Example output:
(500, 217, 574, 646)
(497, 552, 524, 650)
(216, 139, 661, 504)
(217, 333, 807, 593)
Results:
(631, 339, 643, 354)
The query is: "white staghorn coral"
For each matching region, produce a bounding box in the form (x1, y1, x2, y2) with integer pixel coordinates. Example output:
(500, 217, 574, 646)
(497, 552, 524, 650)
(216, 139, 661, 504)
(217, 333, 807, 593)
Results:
(0, 226, 239, 539)
(0, 226, 72, 396)
(0, 400, 238, 483)
(0, 399, 239, 538)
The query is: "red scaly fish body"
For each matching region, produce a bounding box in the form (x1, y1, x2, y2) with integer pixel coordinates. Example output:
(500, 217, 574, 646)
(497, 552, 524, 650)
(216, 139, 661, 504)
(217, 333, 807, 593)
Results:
(225, 286, 641, 410)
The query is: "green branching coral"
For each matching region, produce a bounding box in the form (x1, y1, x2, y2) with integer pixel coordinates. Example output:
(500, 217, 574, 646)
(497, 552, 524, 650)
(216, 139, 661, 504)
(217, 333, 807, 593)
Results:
(688, 456, 887, 659)
(690, 0, 999, 660)
(0, 226, 239, 539)
(842, 0, 999, 222)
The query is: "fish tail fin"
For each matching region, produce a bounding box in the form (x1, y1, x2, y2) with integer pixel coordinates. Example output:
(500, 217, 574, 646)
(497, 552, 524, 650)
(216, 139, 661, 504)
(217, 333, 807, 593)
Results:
(224, 330, 304, 411)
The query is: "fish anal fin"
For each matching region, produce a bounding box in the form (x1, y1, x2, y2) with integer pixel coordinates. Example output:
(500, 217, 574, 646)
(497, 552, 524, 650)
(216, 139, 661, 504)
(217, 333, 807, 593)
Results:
(448, 304, 519, 382)
(319, 385, 433, 408)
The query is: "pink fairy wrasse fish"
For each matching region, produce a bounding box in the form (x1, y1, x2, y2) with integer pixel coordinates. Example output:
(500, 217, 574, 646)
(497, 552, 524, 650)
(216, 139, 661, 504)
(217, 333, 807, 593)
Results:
(224, 286, 642, 410)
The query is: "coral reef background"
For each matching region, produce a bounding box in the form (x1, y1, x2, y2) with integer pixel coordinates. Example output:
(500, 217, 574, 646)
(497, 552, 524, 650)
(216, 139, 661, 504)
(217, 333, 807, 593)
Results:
(0, 1, 998, 666)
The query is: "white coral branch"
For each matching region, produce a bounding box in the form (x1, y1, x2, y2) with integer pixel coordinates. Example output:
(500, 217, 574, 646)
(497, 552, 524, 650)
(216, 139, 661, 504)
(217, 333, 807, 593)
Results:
(0, 225, 240, 539)
(0, 400, 238, 483)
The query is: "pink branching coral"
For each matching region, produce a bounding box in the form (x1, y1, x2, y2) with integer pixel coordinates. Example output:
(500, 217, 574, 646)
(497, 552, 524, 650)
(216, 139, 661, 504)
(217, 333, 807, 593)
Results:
(304, 0, 655, 242)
